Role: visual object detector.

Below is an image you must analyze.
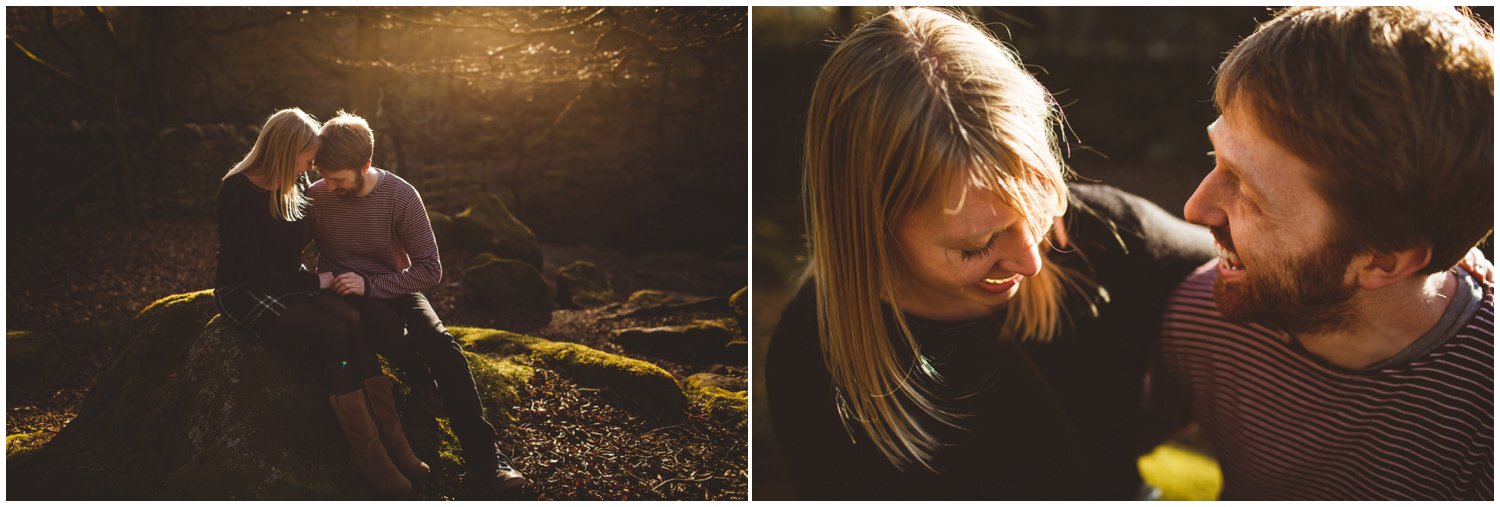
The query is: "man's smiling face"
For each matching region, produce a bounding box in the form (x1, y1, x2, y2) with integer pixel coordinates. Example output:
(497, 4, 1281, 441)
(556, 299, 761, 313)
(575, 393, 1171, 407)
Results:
(1183, 107, 1359, 334)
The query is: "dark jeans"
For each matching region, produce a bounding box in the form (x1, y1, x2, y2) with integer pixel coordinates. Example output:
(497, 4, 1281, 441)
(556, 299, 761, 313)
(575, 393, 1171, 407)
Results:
(344, 292, 500, 472)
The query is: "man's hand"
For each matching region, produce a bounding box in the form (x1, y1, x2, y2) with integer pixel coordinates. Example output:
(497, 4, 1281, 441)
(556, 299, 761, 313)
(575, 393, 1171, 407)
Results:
(1458, 247, 1494, 284)
(318, 272, 334, 290)
(333, 272, 366, 296)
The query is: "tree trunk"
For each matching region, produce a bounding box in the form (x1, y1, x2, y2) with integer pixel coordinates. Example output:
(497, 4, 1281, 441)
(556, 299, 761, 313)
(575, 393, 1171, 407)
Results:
(111, 95, 139, 222)
(351, 12, 382, 119)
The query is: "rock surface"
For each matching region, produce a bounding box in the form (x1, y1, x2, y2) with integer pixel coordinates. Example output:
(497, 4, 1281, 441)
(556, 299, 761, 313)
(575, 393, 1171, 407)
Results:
(722, 340, 748, 366)
(429, 210, 456, 252)
(555, 260, 613, 308)
(683, 373, 746, 431)
(452, 193, 543, 270)
(456, 327, 686, 412)
(6, 331, 66, 390)
(625, 289, 683, 307)
(7, 290, 690, 499)
(610, 319, 737, 364)
(463, 253, 553, 330)
(727, 287, 747, 337)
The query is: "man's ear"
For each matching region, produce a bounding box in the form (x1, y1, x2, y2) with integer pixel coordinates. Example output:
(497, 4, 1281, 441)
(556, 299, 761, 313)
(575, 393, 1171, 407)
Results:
(1352, 244, 1432, 290)
(361, 159, 373, 172)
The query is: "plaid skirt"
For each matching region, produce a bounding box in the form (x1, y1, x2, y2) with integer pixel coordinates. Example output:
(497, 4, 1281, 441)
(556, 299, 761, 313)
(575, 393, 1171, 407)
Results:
(214, 285, 323, 340)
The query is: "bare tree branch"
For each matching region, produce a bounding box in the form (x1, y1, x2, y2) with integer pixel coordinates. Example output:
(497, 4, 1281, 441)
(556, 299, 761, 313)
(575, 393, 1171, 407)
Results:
(200, 8, 297, 36)
(7, 36, 105, 97)
(43, 7, 89, 82)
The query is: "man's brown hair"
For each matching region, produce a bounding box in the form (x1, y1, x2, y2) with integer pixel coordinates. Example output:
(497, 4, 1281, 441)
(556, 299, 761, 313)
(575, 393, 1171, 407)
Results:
(1215, 6, 1493, 273)
(315, 111, 374, 172)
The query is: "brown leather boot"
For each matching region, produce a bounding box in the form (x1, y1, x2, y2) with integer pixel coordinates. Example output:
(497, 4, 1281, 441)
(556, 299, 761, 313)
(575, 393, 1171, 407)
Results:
(363, 375, 432, 478)
(329, 390, 415, 498)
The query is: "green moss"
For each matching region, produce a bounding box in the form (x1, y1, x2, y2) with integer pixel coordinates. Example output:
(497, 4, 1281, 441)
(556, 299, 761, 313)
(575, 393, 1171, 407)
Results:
(1138, 442, 1222, 500)
(158, 316, 367, 500)
(683, 376, 747, 431)
(434, 417, 464, 467)
(454, 327, 686, 412)
(10, 291, 221, 499)
(463, 350, 535, 425)
(68, 289, 219, 454)
(11, 290, 501, 499)
(6, 431, 52, 458)
(626, 289, 673, 306)
(728, 286, 747, 319)
(453, 193, 543, 269)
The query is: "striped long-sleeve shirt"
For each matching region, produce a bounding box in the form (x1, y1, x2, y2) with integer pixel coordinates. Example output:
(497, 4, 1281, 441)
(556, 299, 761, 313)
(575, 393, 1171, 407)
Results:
(1159, 261, 1493, 500)
(308, 169, 442, 299)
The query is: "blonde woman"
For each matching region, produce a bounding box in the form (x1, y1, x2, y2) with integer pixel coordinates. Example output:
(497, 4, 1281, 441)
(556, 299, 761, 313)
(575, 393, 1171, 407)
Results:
(213, 108, 428, 498)
(765, 8, 1215, 499)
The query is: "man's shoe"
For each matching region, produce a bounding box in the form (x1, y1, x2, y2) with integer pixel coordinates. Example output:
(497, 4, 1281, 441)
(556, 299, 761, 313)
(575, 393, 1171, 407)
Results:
(466, 451, 528, 493)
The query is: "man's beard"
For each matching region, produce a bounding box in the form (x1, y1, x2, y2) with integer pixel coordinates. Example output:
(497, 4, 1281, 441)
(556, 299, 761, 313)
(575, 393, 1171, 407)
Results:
(333, 170, 365, 198)
(1214, 240, 1359, 336)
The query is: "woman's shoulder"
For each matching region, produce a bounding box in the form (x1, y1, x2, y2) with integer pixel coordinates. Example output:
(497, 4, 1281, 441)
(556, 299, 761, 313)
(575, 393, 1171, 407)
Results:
(218, 172, 260, 202)
(1062, 182, 1214, 294)
(1068, 183, 1208, 250)
(1067, 183, 1154, 231)
(766, 277, 824, 370)
(220, 171, 249, 189)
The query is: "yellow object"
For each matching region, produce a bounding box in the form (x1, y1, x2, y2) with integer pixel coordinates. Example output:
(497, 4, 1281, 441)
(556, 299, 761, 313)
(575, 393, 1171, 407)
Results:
(1138, 442, 1223, 500)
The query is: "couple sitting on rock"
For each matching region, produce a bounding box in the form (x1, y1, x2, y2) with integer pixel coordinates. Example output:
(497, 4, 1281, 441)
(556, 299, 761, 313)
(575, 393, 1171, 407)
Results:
(212, 109, 525, 498)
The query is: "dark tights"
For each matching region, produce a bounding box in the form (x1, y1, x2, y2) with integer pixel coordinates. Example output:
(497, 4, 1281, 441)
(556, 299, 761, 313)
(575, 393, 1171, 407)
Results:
(269, 293, 394, 395)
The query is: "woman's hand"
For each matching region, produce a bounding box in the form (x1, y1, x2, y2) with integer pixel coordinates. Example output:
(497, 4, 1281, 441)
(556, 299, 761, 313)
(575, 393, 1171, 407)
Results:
(1457, 247, 1493, 284)
(319, 272, 334, 290)
(333, 272, 366, 296)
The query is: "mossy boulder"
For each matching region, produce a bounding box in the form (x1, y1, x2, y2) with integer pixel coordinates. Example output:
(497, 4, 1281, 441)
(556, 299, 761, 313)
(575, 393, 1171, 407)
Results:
(452, 193, 543, 270)
(5, 290, 531, 500)
(463, 253, 553, 329)
(683, 373, 746, 431)
(626, 289, 681, 307)
(727, 287, 747, 336)
(8, 290, 686, 500)
(463, 350, 535, 427)
(555, 260, 613, 308)
(454, 327, 687, 413)
(429, 209, 456, 252)
(7, 330, 67, 390)
(6, 431, 50, 458)
(723, 340, 748, 366)
(610, 319, 737, 364)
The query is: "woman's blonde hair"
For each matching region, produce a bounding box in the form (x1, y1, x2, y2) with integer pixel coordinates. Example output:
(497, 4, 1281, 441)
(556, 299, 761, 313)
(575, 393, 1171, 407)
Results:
(803, 7, 1093, 471)
(224, 108, 322, 221)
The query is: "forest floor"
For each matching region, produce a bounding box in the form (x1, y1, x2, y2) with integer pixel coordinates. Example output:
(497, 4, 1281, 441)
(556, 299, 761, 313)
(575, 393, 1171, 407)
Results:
(5, 218, 747, 500)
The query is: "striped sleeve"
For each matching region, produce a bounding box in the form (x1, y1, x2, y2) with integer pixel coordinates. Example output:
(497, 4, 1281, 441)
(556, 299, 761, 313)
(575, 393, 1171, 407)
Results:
(362, 181, 442, 299)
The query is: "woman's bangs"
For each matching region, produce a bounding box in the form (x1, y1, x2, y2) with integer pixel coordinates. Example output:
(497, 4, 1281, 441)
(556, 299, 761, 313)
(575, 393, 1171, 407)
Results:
(961, 144, 1062, 241)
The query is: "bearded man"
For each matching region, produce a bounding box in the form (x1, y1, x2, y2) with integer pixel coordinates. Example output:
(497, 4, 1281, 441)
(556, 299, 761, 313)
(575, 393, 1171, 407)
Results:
(1157, 6, 1493, 500)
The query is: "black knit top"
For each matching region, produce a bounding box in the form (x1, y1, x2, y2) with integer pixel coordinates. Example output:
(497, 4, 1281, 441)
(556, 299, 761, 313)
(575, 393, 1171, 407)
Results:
(213, 172, 319, 293)
(765, 184, 1215, 499)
